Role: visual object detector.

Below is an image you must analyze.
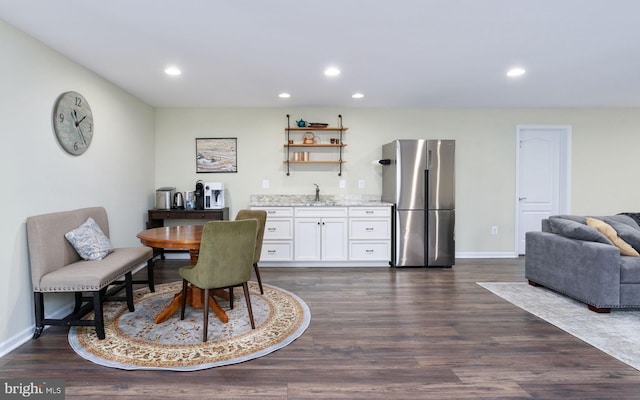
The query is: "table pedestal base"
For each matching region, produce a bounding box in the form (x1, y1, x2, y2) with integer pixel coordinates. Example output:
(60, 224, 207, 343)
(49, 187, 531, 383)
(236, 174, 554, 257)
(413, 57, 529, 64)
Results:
(154, 286, 231, 324)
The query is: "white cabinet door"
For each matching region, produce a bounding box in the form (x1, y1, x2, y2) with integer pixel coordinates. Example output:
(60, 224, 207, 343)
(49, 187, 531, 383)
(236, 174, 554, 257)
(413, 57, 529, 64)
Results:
(321, 218, 348, 261)
(294, 217, 347, 261)
(294, 218, 322, 260)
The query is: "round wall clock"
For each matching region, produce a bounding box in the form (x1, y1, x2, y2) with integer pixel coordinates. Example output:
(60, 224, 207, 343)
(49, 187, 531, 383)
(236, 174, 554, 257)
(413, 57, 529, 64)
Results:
(52, 91, 94, 155)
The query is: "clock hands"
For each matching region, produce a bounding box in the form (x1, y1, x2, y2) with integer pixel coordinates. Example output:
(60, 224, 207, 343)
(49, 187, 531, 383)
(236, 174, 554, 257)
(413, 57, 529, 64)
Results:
(71, 110, 87, 145)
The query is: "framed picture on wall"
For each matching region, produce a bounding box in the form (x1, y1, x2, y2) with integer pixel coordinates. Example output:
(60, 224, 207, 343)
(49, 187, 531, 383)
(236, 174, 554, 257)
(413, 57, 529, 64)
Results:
(195, 137, 238, 173)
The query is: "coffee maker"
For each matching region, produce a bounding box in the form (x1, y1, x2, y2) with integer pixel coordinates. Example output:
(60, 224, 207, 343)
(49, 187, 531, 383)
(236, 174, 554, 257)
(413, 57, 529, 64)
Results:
(194, 180, 205, 210)
(204, 182, 225, 209)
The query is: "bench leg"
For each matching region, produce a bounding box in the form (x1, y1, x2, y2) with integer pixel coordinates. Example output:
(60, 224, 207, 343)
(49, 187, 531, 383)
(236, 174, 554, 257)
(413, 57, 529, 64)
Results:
(92, 291, 106, 340)
(33, 292, 45, 339)
(125, 272, 135, 312)
(73, 292, 83, 314)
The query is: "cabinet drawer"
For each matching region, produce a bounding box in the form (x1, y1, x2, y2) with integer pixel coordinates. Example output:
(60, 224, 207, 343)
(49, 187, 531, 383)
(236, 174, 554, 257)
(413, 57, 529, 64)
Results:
(252, 207, 293, 217)
(149, 210, 186, 219)
(264, 219, 293, 240)
(349, 241, 390, 261)
(261, 242, 293, 261)
(349, 219, 390, 239)
(349, 207, 391, 217)
(294, 207, 347, 218)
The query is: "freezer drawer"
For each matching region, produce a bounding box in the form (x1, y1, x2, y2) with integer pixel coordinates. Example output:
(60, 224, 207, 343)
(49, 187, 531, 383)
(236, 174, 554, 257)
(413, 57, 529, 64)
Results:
(394, 210, 425, 267)
(427, 210, 455, 266)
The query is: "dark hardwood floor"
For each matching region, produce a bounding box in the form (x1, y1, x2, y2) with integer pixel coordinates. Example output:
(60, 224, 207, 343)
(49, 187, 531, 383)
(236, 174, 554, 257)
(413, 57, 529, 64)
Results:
(3, 258, 640, 399)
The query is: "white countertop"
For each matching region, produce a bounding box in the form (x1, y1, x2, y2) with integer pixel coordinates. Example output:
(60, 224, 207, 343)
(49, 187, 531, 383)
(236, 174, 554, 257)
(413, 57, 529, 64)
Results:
(249, 194, 393, 207)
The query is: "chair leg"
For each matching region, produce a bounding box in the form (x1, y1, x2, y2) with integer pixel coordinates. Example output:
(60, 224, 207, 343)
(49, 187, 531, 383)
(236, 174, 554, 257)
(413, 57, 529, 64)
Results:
(92, 291, 106, 340)
(229, 287, 234, 309)
(242, 282, 255, 329)
(202, 288, 210, 342)
(180, 280, 188, 320)
(125, 272, 135, 312)
(253, 263, 264, 295)
(147, 259, 155, 292)
(33, 292, 45, 339)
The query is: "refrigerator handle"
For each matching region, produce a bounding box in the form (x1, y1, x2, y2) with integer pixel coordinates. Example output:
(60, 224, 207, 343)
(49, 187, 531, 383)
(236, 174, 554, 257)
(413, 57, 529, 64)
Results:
(425, 168, 429, 207)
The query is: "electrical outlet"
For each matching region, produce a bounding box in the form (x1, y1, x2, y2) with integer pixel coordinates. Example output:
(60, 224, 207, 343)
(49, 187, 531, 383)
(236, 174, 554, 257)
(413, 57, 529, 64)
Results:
(262, 179, 269, 189)
(491, 226, 498, 235)
(339, 180, 345, 189)
(358, 179, 365, 189)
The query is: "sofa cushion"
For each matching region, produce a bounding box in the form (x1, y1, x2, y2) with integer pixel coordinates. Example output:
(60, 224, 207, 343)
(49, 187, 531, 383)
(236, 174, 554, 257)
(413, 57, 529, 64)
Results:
(548, 217, 612, 245)
(620, 256, 640, 284)
(607, 214, 640, 230)
(550, 215, 587, 224)
(65, 217, 114, 261)
(604, 216, 640, 253)
(586, 217, 639, 257)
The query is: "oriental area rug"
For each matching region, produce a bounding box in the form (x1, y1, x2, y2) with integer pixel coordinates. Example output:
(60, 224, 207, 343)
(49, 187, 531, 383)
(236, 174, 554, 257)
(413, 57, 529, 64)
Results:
(68, 281, 310, 371)
(478, 282, 640, 371)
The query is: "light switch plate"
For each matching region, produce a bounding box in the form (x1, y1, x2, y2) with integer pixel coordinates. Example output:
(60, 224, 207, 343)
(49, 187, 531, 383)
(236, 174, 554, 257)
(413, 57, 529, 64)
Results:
(339, 180, 345, 188)
(358, 179, 365, 189)
(262, 179, 269, 189)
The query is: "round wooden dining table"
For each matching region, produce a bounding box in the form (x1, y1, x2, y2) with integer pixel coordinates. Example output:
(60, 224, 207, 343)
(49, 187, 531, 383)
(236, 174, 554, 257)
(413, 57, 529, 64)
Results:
(137, 225, 230, 324)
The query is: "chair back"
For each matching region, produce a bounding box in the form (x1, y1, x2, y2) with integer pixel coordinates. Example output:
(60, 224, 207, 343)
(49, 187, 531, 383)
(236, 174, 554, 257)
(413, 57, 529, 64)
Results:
(235, 209, 267, 264)
(190, 219, 257, 289)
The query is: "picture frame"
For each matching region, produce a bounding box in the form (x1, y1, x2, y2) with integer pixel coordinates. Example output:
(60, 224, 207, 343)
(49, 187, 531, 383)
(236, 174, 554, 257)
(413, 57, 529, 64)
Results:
(195, 137, 238, 173)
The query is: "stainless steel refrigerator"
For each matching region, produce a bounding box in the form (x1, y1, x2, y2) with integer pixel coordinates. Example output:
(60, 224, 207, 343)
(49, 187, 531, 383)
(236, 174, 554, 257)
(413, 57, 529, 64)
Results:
(381, 139, 455, 267)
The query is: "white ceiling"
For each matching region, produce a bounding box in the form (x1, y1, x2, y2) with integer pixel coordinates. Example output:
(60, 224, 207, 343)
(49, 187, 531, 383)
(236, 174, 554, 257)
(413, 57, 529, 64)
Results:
(2, 0, 640, 108)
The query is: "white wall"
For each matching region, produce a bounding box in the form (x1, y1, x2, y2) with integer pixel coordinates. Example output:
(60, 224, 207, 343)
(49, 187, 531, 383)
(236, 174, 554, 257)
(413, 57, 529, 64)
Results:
(5, 16, 640, 355)
(155, 107, 640, 256)
(0, 21, 156, 352)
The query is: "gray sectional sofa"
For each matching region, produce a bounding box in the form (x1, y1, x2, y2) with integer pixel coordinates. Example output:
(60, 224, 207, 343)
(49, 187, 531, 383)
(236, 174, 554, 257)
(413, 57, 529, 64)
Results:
(525, 214, 640, 312)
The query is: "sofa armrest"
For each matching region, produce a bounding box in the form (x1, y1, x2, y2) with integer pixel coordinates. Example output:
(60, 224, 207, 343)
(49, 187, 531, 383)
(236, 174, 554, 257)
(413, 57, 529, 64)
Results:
(525, 231, 621, 308)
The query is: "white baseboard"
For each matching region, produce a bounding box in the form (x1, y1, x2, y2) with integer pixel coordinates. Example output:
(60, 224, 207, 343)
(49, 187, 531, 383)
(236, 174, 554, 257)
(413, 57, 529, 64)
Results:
(455, 251, 519, 258)
(0, 303, 74, 358)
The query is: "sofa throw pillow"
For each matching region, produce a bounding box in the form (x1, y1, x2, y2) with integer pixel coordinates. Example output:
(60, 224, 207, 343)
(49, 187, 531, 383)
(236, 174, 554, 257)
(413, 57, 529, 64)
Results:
(585, 217, 639, 257)
(65, 217, 114, 260)
(548, 217, 612, 245)
(603, 216, 640, 254)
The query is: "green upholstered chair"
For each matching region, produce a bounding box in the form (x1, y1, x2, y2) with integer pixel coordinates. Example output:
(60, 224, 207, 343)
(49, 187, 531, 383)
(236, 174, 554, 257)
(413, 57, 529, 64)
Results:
(235, 209, 267, 294)
(179, 219, 257, 342)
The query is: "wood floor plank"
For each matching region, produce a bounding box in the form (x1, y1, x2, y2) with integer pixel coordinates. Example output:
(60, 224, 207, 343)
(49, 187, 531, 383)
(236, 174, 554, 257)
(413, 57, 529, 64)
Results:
(2, 258, 640, 399)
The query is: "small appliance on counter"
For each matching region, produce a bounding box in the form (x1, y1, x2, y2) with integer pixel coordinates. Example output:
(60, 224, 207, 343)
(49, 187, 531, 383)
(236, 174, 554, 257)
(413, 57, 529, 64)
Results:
(204, 182, 225, 209)
(184, 191, 196, 210)
(172, 192, 184, 209)
(155, 187, 176, 210)
(194, 180, 204, 210)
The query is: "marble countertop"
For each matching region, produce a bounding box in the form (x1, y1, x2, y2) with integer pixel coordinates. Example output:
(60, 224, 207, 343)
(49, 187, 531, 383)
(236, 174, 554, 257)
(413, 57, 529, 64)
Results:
(249, 194, 393, 207)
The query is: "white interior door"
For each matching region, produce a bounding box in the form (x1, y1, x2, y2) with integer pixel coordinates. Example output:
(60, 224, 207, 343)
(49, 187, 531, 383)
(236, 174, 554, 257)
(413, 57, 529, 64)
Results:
(516, 126, 571, 254)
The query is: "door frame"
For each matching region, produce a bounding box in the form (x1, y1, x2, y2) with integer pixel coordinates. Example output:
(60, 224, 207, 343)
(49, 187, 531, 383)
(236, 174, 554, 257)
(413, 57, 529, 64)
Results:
(514, 125, 572, 254)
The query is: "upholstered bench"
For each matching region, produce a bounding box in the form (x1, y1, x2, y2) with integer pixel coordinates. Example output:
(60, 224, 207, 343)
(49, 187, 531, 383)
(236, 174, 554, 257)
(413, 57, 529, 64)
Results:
(26, 207, 153, 340)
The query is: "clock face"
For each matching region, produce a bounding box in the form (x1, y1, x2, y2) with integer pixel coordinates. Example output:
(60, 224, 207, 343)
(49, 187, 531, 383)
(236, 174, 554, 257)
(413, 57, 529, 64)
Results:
(52, 91, 94, 155)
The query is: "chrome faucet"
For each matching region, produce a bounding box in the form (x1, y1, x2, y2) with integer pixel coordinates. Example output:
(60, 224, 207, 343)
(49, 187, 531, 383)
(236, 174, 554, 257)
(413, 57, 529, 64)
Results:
(314, 183, 320, 202)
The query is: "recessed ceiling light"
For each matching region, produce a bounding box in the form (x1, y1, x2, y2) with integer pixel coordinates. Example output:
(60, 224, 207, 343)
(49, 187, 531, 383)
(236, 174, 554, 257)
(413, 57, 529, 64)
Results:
(324, 67, 341, 77)
(506, 67, 526, 78)
(278, 92, 291, 98)
(352, 93, 364, 99)
(164, 66, 182, 76)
